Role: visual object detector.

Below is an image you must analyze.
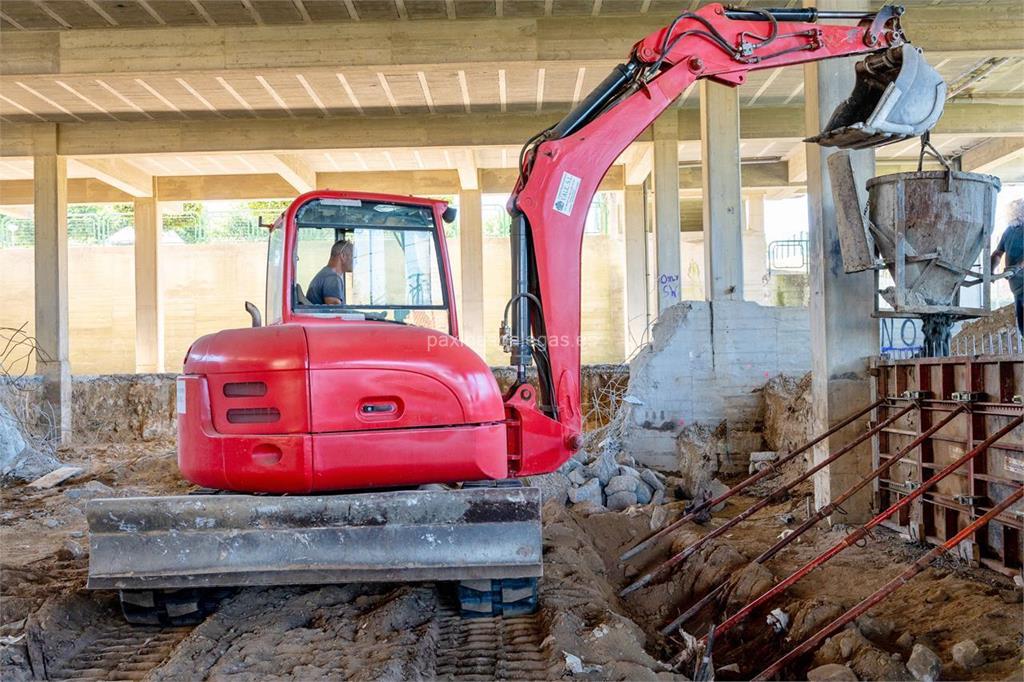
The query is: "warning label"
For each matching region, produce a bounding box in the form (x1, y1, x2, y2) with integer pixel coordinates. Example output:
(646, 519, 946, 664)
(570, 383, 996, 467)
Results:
(553, 172, 581, 216)
(1006, 454, 1024, 480)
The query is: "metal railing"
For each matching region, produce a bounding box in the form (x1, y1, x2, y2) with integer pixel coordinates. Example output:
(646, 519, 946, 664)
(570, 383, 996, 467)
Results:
(767, 237, 808, 275)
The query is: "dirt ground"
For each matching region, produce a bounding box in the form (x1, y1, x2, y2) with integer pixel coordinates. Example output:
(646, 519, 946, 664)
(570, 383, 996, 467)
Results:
(1, 441, 1021, 681)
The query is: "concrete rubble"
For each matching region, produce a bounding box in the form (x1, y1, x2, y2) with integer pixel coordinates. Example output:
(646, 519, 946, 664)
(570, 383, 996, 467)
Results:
(556, 452, 669, 512)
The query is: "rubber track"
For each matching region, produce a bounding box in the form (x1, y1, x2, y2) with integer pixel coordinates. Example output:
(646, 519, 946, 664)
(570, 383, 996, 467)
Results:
(46, 622, 194, 681)
(434, 606, 549, 680)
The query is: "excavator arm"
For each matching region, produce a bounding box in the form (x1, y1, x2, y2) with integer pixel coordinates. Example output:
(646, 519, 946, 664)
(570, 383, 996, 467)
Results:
(502, 3, 945, 475)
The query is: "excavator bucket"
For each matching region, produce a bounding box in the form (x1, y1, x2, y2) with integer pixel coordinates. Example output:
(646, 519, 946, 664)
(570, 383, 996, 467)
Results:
(86, 487, 543, 591)
(808, 45, 946, 150)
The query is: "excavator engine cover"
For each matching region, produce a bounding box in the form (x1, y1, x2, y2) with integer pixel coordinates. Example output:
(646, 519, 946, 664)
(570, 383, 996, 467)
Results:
(86, 487, 542, 590)
(808, 45, 946, 150)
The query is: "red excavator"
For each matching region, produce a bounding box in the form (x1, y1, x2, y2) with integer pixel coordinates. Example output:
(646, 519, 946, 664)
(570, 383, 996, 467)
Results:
(87, 4, 945, 622)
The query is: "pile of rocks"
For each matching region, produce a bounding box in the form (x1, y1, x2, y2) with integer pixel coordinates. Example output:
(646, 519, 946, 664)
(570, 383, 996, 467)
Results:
(562, 450, 668, 511)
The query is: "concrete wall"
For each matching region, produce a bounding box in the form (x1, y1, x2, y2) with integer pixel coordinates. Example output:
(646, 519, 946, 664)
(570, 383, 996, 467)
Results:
(0, 234, 625, 374)
(615, 299, 812, 473)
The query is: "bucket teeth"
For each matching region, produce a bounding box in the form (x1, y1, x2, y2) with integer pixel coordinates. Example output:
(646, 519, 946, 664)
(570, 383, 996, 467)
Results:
(808, 45, 947, 150)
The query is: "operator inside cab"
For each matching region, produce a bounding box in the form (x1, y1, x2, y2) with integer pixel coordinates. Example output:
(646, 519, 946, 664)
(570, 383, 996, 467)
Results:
(306, 239, 354, 305)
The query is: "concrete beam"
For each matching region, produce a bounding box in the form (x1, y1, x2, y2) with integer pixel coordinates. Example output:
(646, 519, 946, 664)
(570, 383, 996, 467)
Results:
(455, 149, 479, 191)
(959, 137, 1024, 173)
(32, 125, 71, 442)
(785, 145, 807, 184)
(269, 153, 315, 194)
(0, 177, 133, 204)
(0, 205, 32, 219)
(622, 142, 653, 186)
(3, 103, 1020, 157)
(653, 115, 681, 313)
(680, 161, 792, 190)
(3, 5, 1018, 77)
(71, 157, 153, 197)
(700, 80, 743, 301)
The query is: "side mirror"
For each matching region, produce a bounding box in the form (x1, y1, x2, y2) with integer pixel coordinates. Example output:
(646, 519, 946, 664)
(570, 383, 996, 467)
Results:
(442, 206, 458, 224)
(244, 301, 263, 328)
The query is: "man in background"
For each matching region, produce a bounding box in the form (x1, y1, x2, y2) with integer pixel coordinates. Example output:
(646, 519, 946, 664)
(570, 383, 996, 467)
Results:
(306, 239, 354, 305)
(991, 198, 1024, 333)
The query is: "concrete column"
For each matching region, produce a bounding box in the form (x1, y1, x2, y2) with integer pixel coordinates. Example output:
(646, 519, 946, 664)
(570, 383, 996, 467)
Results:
(805, 0, 878, 523)
(32, 125, 71, 442)
(458, 188, 485, 356)
(700, 80, 744, 301)
(743, 192, 769, 305)
(134, 179, 164, 373)
(653, 116, 681, 313)
(623, 184, 649, 351)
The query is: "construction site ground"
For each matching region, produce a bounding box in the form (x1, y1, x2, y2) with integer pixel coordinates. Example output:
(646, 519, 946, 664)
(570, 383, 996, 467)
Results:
(1, 440, 1021, 681)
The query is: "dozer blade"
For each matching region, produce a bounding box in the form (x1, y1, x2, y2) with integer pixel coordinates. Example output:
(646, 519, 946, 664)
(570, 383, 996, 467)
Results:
(808, 45, 946, 150)
(86, 487, 542, 590)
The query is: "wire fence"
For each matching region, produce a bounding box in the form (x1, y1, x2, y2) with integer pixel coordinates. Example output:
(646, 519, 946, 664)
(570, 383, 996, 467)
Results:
(0, 202, 289, 248)
(0, 323, 59, 458)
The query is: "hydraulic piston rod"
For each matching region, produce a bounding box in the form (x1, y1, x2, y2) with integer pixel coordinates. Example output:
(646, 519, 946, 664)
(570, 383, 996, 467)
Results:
(620, 402, 915, 597)
(707, 412, 1024, 642)
(754, 484, 1024, 681)
(658, 404, 966, 637)
(620, 397, 887, 563)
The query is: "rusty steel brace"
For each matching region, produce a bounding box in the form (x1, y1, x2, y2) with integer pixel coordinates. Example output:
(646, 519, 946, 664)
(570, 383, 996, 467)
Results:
(620, 402, 915, 597)
(754, 484, 1024, 680)
(658, 403, 967, 637)
(620, 397, 887, 564)
(704, 411, 1024, 645)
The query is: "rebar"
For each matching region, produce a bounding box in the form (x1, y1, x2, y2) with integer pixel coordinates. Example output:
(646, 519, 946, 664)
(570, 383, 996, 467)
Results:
(658, 404, 965, 637)
(619, 397, 887, 564)
(620, 403, 914, 597)
(706, 412, 1023, 642)
(754, 484, 1024, 681)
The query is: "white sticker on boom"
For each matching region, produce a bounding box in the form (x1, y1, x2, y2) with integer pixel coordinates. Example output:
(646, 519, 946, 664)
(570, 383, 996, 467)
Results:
(176, 377, 187, 415)
(553, 172, 581, 216)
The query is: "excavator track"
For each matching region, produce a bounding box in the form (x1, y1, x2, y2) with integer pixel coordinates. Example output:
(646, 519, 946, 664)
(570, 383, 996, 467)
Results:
(45, 621, 194, 681)
(434, 604, 550, 680)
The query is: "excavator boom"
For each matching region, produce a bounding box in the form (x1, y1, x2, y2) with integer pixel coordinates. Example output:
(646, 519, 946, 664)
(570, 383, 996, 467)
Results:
(502, 3, 945, 477)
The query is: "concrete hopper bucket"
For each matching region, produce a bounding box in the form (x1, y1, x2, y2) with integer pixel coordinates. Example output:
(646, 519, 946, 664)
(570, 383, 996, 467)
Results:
(808, 45, 946, 150)
(867, 170, 1002, 309)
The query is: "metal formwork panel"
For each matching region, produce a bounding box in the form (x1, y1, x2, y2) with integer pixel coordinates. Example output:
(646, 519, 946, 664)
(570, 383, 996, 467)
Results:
(871, 355, 1024, 576)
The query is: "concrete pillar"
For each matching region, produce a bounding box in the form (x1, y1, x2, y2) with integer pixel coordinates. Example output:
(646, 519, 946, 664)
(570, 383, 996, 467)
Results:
(623, 184, 649, 351)
(653, 116, 681, 313)
(700, 80, 744, 301)
(805, 0, 878, 523)
(458, 188, 485, 355)
(32, 125, 71, 442)
(134, 179, 164, 373)
(743, 192, 769, 305)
